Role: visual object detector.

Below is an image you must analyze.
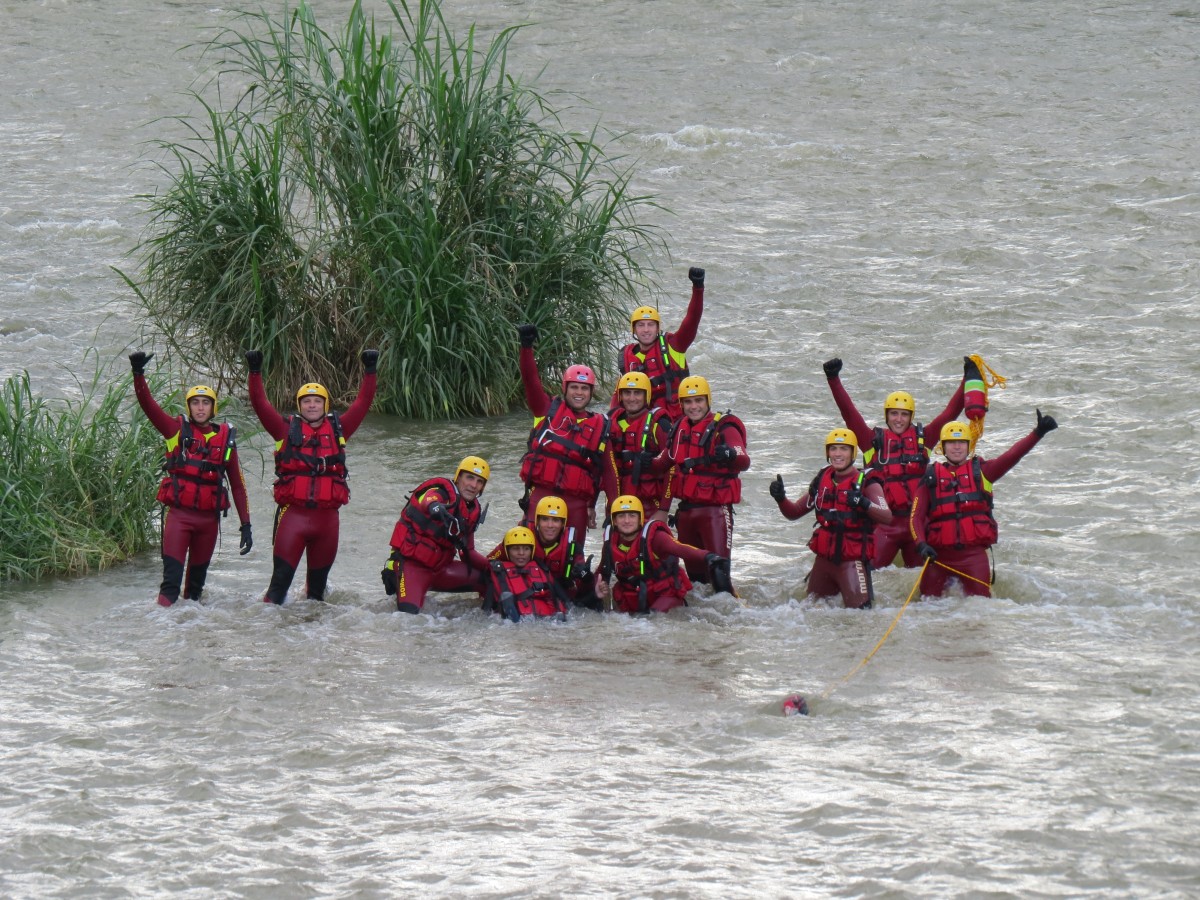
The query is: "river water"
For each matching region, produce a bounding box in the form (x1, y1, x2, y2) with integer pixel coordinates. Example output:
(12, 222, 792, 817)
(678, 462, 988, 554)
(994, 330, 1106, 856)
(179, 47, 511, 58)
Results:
(2, 0, 1198, 896)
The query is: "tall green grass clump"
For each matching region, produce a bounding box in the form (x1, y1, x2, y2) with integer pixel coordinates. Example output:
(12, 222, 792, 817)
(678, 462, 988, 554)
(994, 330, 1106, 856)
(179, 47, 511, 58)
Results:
(127, 0, 663, 417)
(0, 364, 163, 581)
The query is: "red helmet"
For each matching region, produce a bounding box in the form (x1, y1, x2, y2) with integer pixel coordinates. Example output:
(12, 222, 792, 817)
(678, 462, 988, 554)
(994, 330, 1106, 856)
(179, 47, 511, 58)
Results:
(562, 364, 597, 392)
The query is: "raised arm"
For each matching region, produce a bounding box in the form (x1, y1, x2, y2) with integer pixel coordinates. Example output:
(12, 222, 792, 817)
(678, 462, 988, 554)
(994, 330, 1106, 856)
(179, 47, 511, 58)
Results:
(336, 350, 380, 438)
(668, 267, 705, 352)
(517, 325, 552, 418)
(822, 358, 873, 447)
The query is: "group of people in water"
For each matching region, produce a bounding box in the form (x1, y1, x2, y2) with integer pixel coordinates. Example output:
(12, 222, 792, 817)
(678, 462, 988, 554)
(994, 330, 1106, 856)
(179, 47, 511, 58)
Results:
(131, 266, 1059, 618)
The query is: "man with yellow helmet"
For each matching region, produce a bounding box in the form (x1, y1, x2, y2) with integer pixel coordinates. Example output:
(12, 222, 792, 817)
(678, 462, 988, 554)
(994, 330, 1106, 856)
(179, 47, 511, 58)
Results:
(129, 350, 253, 606)
(660, 373, 750, 595)
(486, 494, 596, 609)
(605, 370, 673, 521)
(246, 347, 378, 604)
(594, 495, 731, 613)
(821, 355, 973, 569)
(909, 409, 1058, 598)
(384, 455, 492, 614)
(483, 525, 569, 621)
(769, 428, 892, 609)
(514, 323, 616, 550)
(618, 267, 706, 421)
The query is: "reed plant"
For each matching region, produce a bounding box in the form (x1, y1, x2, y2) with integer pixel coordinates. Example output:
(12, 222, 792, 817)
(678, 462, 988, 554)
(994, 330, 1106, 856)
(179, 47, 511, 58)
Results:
(0, 361, 164, 581)
(126, 0, 663, 417)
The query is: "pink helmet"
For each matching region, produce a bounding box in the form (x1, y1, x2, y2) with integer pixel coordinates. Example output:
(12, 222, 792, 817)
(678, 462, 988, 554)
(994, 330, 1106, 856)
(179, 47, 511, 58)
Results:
(562, 364, 598, 391)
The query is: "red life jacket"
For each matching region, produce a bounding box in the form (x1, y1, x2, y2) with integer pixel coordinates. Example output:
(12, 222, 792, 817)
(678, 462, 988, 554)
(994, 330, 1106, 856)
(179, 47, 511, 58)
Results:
(487, 559, 565, 618)
(609, 406, 671, 506)
(519, 397, 608, 500)
(924, 458, 998, 549)
(863, 424, 928, 513)
(806, 466, 878, 563)
(620, 335, 689, 419)
(668, 411, 746, 506)
(601, 520, 692, 613)
(389, 477, 484, 570)
(155, 417, 234, 513)
(273, 413, 349, 509)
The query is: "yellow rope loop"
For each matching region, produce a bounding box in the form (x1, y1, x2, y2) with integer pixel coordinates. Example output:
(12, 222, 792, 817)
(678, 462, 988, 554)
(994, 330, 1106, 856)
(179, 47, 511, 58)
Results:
(968, 354, 1008, 391)
(816, 560, 929, 702)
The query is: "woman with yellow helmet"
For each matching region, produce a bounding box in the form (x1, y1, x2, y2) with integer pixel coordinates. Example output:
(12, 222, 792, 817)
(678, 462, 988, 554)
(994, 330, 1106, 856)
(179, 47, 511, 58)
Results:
(129, 350, 253, 606)
(769, 428, 892, 609)
(246, 347, 378, 604)
(821, 355, 973, 569)
(617, 267, 706, 421)
(482, 526, 569, 621)
(485, 495, 596, 609)
(909, 409, 1058, 598)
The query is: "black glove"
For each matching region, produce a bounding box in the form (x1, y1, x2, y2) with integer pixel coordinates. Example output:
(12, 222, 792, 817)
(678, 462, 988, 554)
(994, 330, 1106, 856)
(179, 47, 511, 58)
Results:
(713, 445, 737, 463)
(769, 474, 787, 502)
(847, 488, 871, 511)
(688, 266, 705, 286)
(917, 542, 938, 561)
(381, 566, 397, 596)
(238, 523, 253, 555)
(706, 554, 734, 595)
(427, 502, 451, 523)
(637, 450, 657, 469)
(128, 351, 153, 375)
(1035, 408, 1058, 437)
(245, 349, 264, 374)
(500, 591, 520, 623)
(823, 357, 842, 379)
(964, 355, 982, 380)
(361, 349, 379, 375)
(517, 323, 538, 348)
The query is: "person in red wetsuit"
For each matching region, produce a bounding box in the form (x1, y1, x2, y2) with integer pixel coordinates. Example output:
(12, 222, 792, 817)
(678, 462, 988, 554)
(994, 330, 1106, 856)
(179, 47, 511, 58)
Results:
(909, 412, 1058, 598)
(246, 348, 377, 604)
(821, 355, 973, 570)
(660, 375, 749, 593)
(130, 352, 253, 606)
(484, 526, 569, 622)
(383, 455, 492, 614)
(487, 495, 597, 609)
(514, 323, 616, 547)
(615, 267, 706, 421)
(770, 428, 893, 609)
(606, 371, 673, 523)
(594, 495, 731, 614)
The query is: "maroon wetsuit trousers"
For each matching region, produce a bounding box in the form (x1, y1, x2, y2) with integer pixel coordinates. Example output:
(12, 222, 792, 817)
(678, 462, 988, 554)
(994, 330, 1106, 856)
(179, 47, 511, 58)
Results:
(158, 506, 221, 606)
(918, 546, 992, 597)
(806, 557, 874, 609)
(265, 506, 340, 603)
(674, 504, 733, 585)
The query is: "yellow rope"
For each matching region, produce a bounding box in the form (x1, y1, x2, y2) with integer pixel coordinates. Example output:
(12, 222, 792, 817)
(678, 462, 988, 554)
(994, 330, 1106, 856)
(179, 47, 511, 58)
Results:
(817, 560, 928, 702)
(933, 559, 991, 587)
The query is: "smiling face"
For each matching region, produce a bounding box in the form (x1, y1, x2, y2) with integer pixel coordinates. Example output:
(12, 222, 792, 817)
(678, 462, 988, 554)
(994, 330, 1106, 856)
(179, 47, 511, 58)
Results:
(507, 545, 533, 566)
(886, 408, 913, 433)
(564, 382, 593, 411)
(633, 319, 660, 347)
(620, 387, 648, 416)
(613, 510, 641, 537)
(535, 515, 565, 544)
(299, 395, 326, 423)
(681, 395, 709, 422)
(943, 440, 971, 465)
(826, 443, 855, 472)
(188, 396, 214, 425)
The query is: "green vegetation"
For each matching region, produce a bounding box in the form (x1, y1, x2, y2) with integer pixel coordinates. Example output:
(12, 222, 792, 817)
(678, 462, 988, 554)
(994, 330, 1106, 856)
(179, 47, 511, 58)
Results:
(126, 0, 662, 417)
(0, 363, 164, 581)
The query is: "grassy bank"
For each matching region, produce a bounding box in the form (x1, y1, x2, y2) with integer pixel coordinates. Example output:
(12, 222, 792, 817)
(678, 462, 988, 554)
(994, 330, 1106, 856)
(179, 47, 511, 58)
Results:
(127, 0, 663, 418)
(0, 365, 163, 581)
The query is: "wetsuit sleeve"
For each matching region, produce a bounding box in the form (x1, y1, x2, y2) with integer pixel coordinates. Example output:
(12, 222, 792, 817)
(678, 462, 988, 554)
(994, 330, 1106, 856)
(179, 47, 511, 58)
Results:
(721, 418, 751, 473)
(909, 482, 931, 543)
(667, 280, 703, 352)
(926, 377, 966, 438)
(132, 374, 181, 438)
(863, 480, 893, 525)
(826, 377, 873, 448)
(651, 529, 711, 567)
(519, 345, 552, 418)
(463, 535, 490, 572)
(248, 372, 289, 441)
(226, 446, 252, 525)
(778, 494, 814, 522)
(981, 431, 1040, 483)
(337, 372, 378, 438)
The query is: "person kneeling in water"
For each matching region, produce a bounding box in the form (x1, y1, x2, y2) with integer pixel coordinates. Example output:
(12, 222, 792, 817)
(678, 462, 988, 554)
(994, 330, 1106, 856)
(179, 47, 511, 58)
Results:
(595, 495, 732, 614)
(769, 428, 892, 609)
(484, 527, 569, 622)
(488, 495, 597, 610)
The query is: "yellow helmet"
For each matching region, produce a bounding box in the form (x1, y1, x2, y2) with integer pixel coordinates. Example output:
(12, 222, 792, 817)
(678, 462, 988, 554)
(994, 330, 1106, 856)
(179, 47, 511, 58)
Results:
(185, 385, 218, 416)
(534, 495, 568, 520)
(940, 421, 971, 443)
(455, 455, 491, 485)
(617, 371, 652, 399)
(630, 306, 662, 332)
(678, 375, 711, 403)
(296, 382, 330, 410)
(503, 526, 536, 550)
(825, 428, 858, 458)
(610, 494, 644, 525)
(884, 391, 915, 414)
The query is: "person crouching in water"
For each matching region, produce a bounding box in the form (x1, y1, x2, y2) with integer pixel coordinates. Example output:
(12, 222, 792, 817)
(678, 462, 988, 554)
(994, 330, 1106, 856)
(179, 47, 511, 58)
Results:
(606, 371, 673, 524)
(488, 495, 597, 610)
(594, 496, 732, 614)
(908, 411, 1058, 598)
(129, 351, 253, 606)
(246, 348, 378, 603)
(769, 429, 892, 609)
(383, 456, 492, 614)
(484, 526, 569, 622)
